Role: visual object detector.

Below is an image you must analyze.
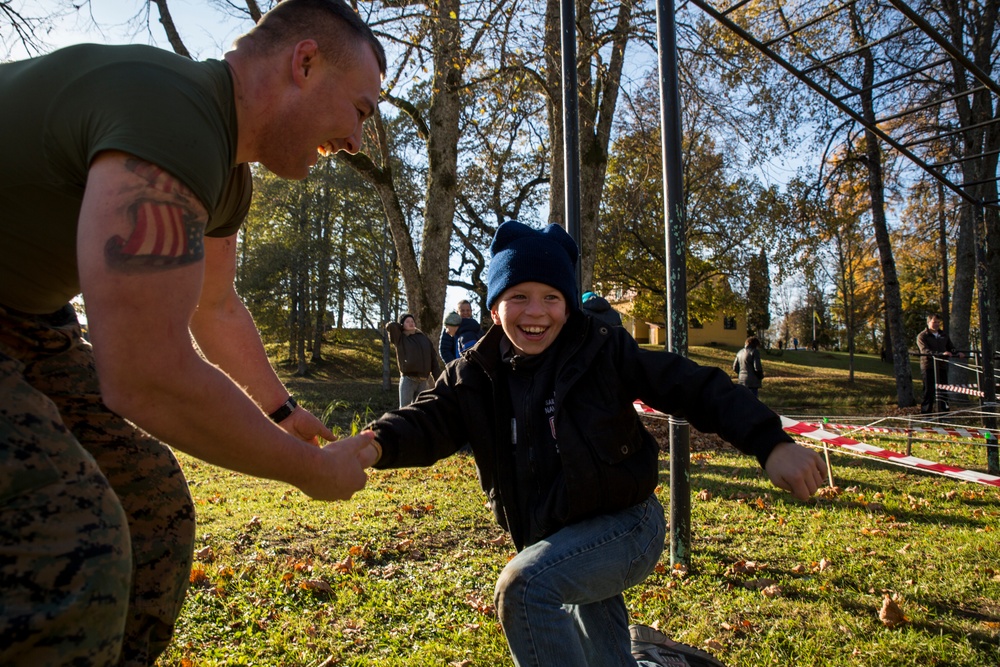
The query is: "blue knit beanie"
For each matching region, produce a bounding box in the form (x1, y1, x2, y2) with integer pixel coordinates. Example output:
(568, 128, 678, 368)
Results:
(486, 221, 579, 309)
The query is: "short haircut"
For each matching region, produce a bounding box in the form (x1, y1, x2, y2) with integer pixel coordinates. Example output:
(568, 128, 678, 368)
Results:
(236, 0, 386, 75)
(927, 313, 942, 322)
(745, 336, 760, 349)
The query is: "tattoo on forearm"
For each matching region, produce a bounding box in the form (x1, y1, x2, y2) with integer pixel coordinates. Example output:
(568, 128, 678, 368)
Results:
(105, 160, 206, 271)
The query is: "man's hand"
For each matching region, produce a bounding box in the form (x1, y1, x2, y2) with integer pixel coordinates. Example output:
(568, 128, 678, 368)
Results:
(764, 441, 827, 501)
(298, 430, 379, 501)
(279, 408, 335, 445)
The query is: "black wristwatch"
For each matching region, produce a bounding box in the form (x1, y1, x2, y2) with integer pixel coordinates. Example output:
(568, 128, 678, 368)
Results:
(268, 396, 298, 423)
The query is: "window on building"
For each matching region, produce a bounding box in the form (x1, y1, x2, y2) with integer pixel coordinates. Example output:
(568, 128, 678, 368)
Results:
(723, 316, 737, 330)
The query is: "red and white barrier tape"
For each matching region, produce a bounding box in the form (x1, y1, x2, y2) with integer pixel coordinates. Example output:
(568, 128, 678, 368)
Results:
(799, 421, 995, 440)
(632, 401, 1000, 488)
(937, 383, 988, 398)
(782, 419, 1000, 487)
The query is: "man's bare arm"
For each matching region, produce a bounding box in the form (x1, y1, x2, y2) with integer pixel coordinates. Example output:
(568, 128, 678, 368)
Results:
(77, 151, 376, 499)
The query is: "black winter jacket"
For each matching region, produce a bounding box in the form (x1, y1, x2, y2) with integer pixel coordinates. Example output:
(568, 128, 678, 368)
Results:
(371, 311, 791, 550)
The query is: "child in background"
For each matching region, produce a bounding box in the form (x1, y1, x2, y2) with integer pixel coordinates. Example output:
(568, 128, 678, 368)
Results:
(366, 221, 827, 666)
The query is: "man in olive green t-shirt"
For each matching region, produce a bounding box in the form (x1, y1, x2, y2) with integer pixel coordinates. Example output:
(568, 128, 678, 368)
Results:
(0, 1, 386, 664)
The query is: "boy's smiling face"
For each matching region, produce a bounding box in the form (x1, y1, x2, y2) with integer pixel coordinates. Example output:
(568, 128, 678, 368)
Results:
(490, 282, 569, 356)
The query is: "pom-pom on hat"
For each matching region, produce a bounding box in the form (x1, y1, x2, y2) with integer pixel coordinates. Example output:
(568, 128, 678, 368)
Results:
(486, 220, 579, 309)
(443, 311, 461, 327)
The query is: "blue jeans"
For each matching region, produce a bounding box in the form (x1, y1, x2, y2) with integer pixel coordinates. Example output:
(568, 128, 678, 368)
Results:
(398, 374, 429, 407)
(495, 495, 666, 667)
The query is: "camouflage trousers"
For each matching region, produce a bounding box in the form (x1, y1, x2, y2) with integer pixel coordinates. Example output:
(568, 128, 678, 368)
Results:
(0, 304, 196, 666)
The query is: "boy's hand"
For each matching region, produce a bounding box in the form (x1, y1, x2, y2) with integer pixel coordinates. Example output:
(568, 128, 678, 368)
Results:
(297, 431, 377, 501)
(764, 441, 827, 500)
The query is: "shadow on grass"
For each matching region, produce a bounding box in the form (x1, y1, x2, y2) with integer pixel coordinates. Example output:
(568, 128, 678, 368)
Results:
(671, 461, 993, 530)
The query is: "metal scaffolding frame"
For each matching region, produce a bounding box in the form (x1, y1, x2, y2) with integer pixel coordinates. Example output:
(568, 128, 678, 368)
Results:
(558, 0, 1000, 565)
(686, 0, 1000, 209)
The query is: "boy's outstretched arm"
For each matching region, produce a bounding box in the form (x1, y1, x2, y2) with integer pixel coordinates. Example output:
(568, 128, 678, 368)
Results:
(763, 442, 828, 500)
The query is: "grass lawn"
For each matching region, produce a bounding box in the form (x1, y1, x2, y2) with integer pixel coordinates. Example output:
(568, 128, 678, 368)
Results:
(160, 334, 1000, 666)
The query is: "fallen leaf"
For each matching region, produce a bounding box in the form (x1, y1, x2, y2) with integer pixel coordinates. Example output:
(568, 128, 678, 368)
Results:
(300, 579, 333, 594)
(878, 595, 906, 628)
(194, 546, 214, 562)
(761, 584, 782, 598)
(334, 555, 354, 573)
(697, 489, 713, 501)
(189, 566, 209, 586)
(704, 639, 725, 651)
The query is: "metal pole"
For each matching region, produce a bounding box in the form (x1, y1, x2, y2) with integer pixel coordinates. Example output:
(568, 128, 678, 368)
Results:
(560, 0, 583, 291)
(972, 203, 1000, 473)
(656, 0, 691, 566)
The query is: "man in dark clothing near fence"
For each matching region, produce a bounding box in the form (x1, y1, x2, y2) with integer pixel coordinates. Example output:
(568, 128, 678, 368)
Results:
(916, 313, 964, 413)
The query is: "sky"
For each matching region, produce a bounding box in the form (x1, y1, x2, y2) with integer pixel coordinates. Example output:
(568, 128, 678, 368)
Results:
(4, 0, 247, 61)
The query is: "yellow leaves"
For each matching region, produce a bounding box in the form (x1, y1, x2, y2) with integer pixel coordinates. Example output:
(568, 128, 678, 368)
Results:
(878, 594, 907, 628)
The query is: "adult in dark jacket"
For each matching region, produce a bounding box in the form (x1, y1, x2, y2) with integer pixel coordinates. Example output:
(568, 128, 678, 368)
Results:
(581, 290, 623, 327)
(366, 221, 826, 667)
(916, 313, 964, 413)
(386, 313, 440, 407)
(733, 336, 764, 397)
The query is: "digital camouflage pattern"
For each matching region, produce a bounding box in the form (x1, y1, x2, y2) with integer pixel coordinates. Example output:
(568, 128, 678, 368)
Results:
(0, 305, 196, 666)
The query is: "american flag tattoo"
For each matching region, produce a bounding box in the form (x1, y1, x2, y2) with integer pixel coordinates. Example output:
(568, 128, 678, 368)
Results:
(105, 161, 205, 270)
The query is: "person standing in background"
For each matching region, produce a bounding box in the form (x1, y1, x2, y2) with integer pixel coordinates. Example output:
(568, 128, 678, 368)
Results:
(454, 299, 485, 355)
(733, 336, 764, 398)
(386, 313, 440, 407)
(439, 311, 462, 363)
(916, 313, 964, 413)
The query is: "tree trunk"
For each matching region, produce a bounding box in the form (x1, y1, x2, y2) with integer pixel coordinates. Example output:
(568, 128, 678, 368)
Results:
(415, 0, 463, 342)
(851, 11, 915, 406)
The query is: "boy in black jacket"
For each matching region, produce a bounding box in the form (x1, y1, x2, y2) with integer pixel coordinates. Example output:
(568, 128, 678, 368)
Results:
(367, 221, 826, 667)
